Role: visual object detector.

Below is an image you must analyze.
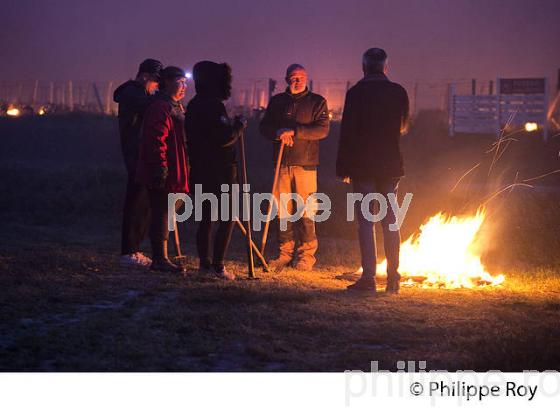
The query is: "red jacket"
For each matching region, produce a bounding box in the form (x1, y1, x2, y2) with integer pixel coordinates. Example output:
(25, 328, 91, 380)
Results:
(136, 97, 189, 193)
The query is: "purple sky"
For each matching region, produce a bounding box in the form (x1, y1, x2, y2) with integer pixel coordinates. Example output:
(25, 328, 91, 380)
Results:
(2, 0, 559, 85)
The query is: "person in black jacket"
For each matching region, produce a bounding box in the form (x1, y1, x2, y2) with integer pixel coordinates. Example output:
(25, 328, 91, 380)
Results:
(259, 64, 329, 271)
(336, 48, 409, 294)
(113, 58, 163, 267)
(185, 61, 246, 280)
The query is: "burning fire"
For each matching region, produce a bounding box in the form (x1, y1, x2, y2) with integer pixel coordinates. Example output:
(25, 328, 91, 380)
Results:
(524, 122, 538, 132)
(377, 209, 505, 288)
(6, 107, 20, 117)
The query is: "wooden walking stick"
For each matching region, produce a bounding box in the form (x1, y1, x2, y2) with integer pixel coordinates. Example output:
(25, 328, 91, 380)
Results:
(260, 141, 285, 255)
(234, 219, 269, 272)
(238, 127, 255, 278)
(172, 213, 182, 258)
(171, 212, 187, 263)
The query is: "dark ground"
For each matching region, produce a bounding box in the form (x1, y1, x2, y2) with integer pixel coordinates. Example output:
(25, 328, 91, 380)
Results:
(1, 111, 560, 371)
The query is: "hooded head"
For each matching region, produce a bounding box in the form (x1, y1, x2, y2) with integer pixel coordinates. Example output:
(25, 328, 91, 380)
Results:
(192, 61, 232, 101)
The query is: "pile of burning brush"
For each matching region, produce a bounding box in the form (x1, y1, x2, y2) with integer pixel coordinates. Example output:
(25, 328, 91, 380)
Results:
(380, 111, 560, 290)
(368, 209, 505, 289)
(0, 103, 51, 117)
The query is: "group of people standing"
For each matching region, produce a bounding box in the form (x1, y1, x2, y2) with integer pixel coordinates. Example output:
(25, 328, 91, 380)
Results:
(115, 47, 409, 294)
(115, 60, 243, 280)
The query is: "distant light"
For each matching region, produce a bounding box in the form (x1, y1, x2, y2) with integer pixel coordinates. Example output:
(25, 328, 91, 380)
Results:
(524, 122, 538, 132)
(185, 72, 192, 79)
(38, 107, 46, 116)
(6, 108, 20, 117)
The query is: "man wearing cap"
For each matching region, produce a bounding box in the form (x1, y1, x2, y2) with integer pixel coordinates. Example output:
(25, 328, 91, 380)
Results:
(260, 64, 330, 271)
(336, 48, 410, 294)
(136, 66, 189, 273)
(114, 58, 163, 267)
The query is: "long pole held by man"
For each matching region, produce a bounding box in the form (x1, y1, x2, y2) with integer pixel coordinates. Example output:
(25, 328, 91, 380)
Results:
(260, 140, 285, 255)
(234, 219, 269, 272)
(238, 126, 255, 278)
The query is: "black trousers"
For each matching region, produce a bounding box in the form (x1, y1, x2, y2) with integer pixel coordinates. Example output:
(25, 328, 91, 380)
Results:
(195, 166, 237, 269)
(196, 188, 235, 269)
(121, 176, 151, 255)
(148, 189, 171, 244)
(148, 189, 185, 261)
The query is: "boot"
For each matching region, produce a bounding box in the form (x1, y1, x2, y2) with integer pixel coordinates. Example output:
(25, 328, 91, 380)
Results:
(269, 240, 295, 271)
(295, 240, 317, 271)
(150, 240, 185, 273)
(347, 274, 377, 293)
(385, 271, 402, 294)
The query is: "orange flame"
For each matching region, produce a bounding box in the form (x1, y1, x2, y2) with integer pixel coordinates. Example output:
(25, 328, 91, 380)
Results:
(524, 122, 538, 132)
(6, 107, 20, 117)
(378, 209, 504, 288)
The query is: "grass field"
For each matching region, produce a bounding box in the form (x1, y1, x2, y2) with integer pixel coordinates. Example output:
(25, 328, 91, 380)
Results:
(1, 112, 560, 371)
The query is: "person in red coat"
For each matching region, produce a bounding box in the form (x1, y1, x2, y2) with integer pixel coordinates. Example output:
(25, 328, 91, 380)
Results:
(136, 66, 189, 272)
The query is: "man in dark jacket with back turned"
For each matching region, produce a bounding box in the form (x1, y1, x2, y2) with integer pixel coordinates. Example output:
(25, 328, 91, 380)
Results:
(260, 64, 329, 271)
(114, 58, 163, 267)
(336, 48, 409, 294)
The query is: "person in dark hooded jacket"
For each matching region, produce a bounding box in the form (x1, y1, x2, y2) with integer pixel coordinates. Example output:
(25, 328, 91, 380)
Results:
(113, 58, 163, 268)
(185, 61, 246, 280)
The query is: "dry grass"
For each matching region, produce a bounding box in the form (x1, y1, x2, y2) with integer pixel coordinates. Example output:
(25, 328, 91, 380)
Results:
(1, 219, 559, 372)
(1, 112, 560, 371)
